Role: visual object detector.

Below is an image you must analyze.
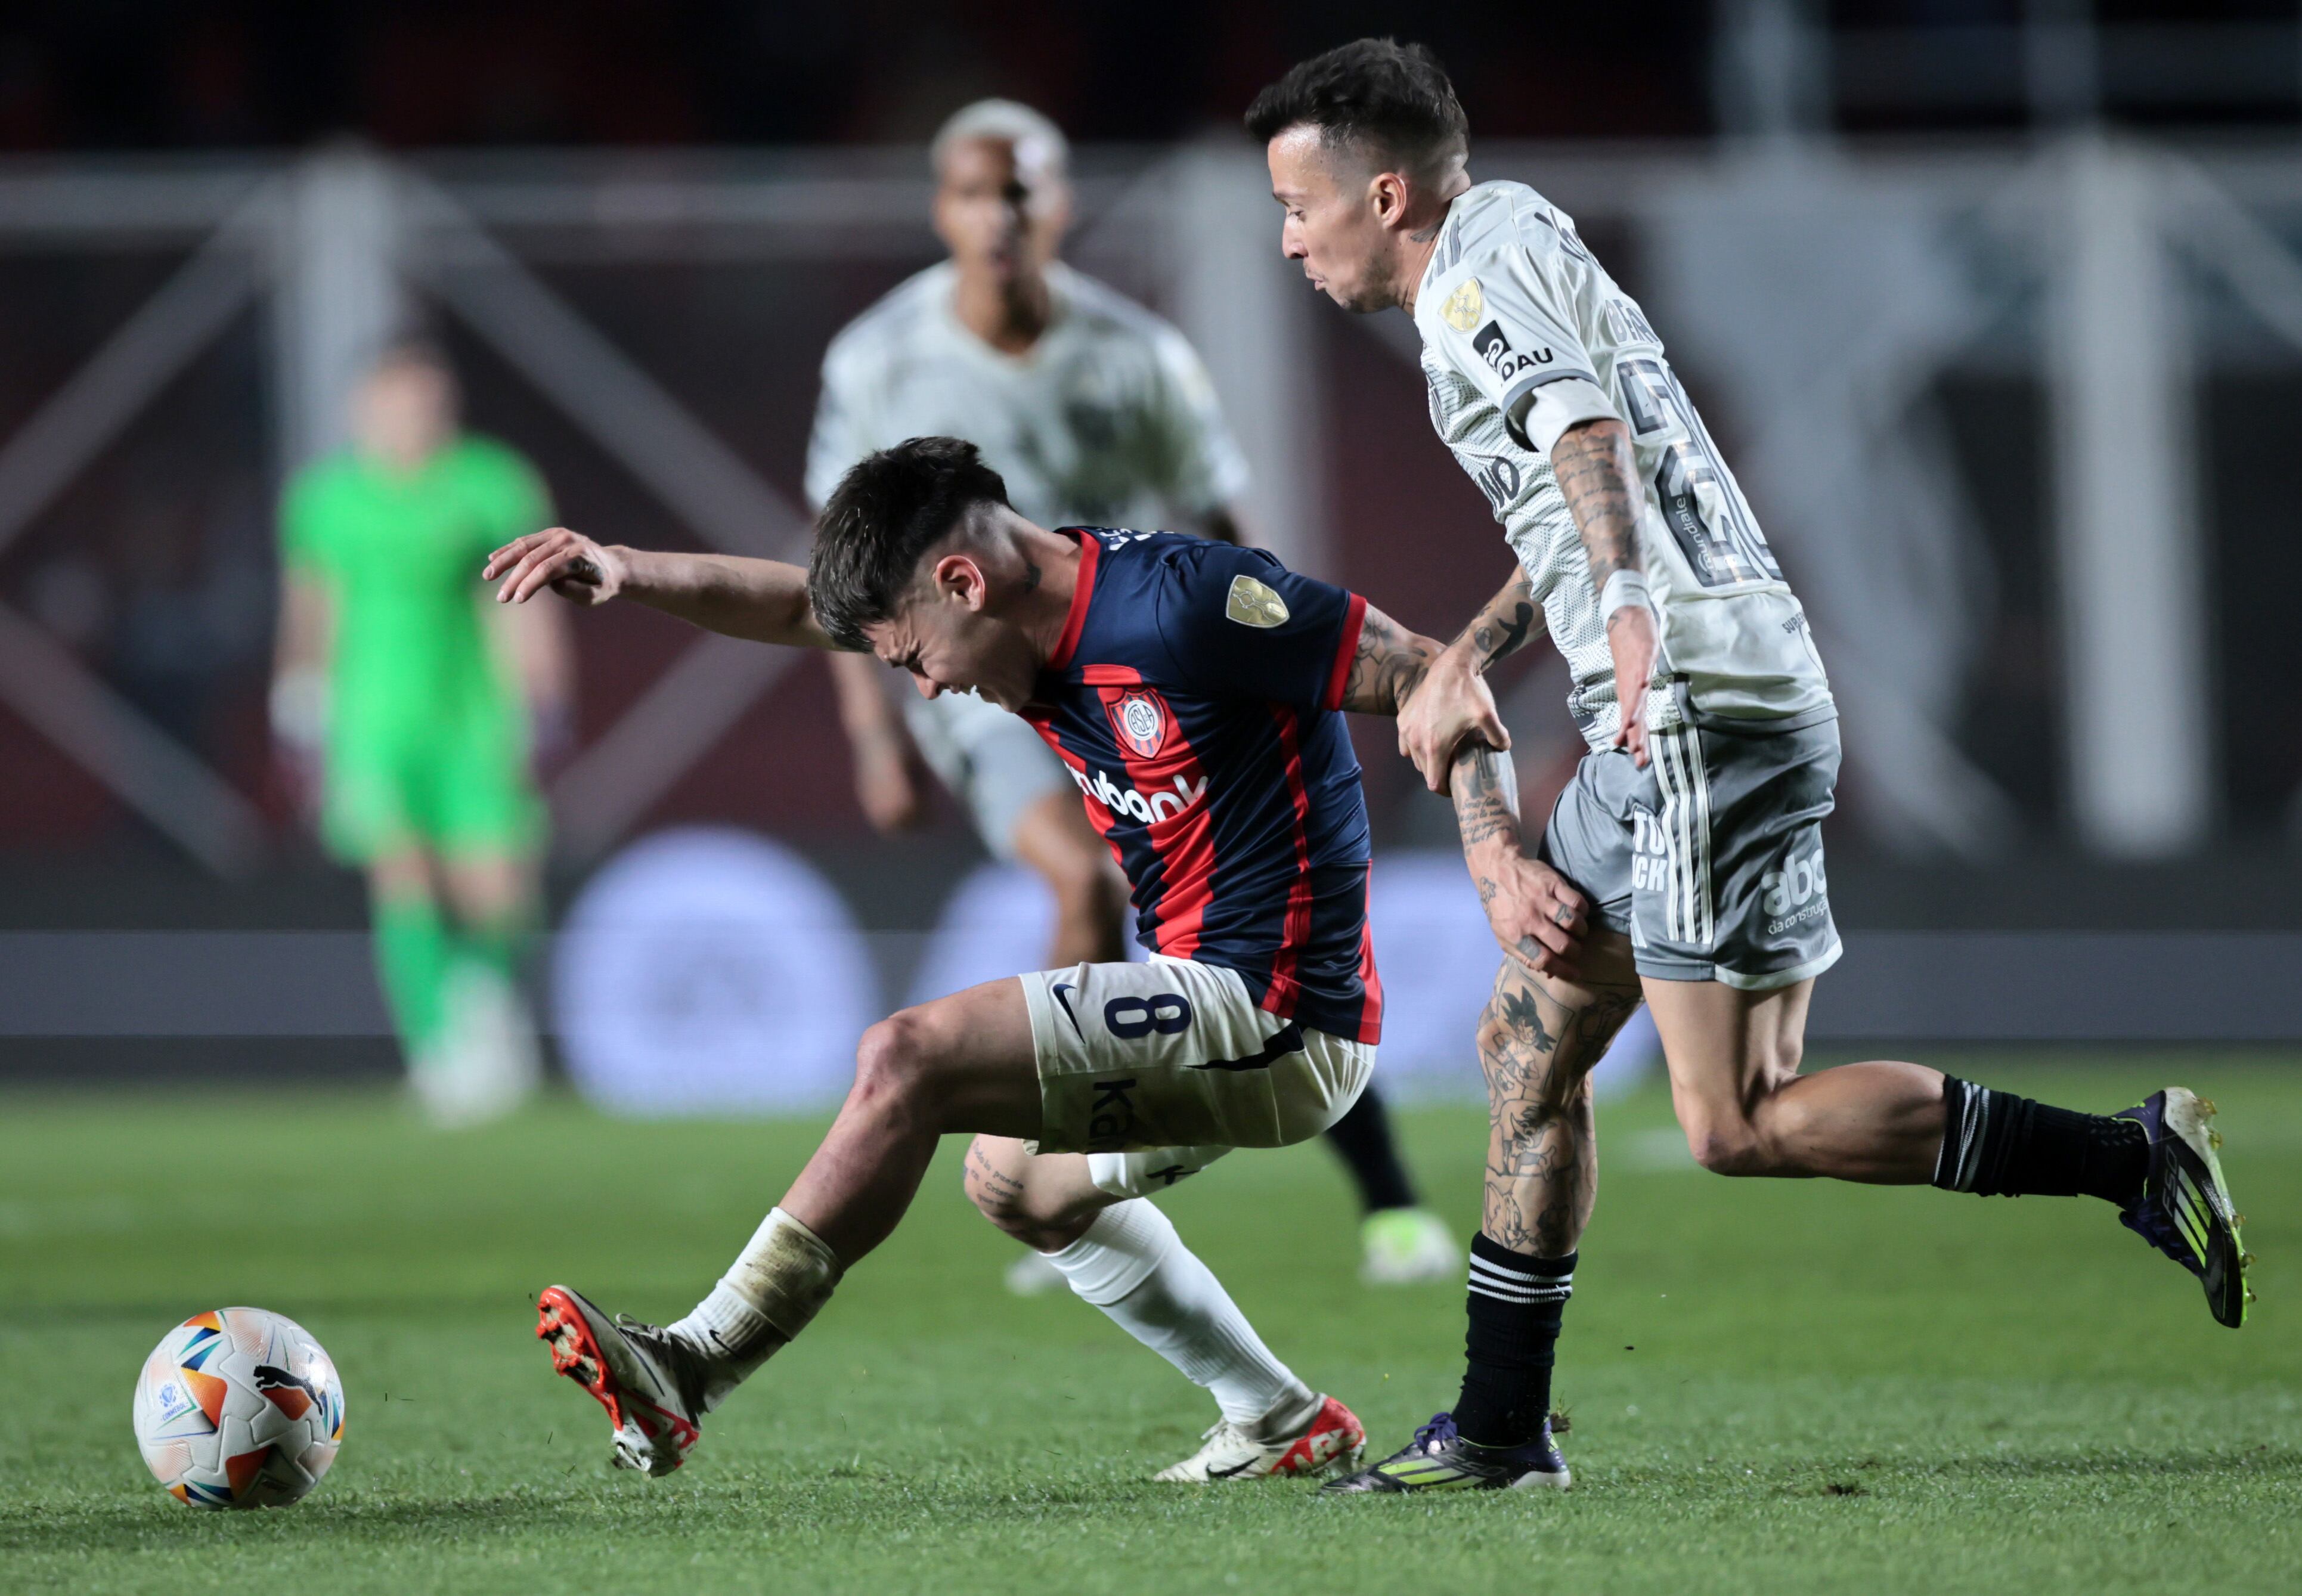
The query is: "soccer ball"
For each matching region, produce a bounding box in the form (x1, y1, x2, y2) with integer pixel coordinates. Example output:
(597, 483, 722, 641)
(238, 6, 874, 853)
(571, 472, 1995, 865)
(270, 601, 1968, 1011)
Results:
(131, 1307, 345, 1509)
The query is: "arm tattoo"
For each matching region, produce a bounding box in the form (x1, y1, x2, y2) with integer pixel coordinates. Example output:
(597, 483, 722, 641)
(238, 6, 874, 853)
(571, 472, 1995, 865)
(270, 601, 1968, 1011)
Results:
(1550, 418, 1643, 586)
(1459, 743, 1554, 966)
(1451, 742, 1523, 853)
(1446, 569, 1539, 673)
(1339, 605, 1437, 715)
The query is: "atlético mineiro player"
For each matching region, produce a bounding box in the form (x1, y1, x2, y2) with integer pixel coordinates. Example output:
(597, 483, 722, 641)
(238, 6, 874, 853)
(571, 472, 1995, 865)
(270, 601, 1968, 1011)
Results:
(482, 434, 1484, 1482)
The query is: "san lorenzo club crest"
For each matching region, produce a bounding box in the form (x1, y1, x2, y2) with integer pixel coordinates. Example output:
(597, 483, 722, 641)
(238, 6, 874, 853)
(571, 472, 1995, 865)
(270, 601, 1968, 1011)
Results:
(1109, 687, 1168, 759)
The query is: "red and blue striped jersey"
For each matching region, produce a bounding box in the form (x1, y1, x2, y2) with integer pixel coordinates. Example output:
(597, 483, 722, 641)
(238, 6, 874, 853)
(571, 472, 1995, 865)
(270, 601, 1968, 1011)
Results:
(1021, 529, 1383, 1044)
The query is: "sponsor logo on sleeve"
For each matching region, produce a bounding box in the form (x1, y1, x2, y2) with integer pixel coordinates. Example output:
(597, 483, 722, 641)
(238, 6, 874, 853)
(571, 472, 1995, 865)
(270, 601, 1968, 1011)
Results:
(1225, 574, 1290, 628)
(1472, 321, 1555, 385)
(1442, 278, 1485, 331)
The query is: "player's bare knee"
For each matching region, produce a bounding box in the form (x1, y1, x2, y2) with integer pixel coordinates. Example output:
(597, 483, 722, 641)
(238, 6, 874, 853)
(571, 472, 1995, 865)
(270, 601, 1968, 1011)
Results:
(1474, 1005, 1511, 1059)
(1474, 997, 1529, 1073)
(1682, 1111, 1771, 1176)
(851, 1011, 943, 1109)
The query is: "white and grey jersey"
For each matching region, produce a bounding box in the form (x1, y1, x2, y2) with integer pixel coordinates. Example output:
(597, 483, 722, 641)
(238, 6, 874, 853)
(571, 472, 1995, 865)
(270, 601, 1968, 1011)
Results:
(1412, 181, 1832, 748)
(805, 259, 1249, 529)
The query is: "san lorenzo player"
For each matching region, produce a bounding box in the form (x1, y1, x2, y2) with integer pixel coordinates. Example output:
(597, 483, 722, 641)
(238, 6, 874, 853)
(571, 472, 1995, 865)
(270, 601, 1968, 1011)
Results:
(811, 98, 1455, 1288)
(487, 438, 1467, 1481)
(1243, 40, 2250, 1493)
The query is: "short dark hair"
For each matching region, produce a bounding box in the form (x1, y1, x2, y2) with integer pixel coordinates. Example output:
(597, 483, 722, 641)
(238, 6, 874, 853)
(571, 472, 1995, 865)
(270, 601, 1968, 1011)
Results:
(810, 436, 1013, 649)
(1244, 38, 1468, 179)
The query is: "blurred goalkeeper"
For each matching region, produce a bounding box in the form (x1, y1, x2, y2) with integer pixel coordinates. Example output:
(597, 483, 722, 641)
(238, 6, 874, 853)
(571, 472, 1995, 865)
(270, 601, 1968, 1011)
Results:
(271, 340, 570, 1125)
(811, 98, 1457, 1289)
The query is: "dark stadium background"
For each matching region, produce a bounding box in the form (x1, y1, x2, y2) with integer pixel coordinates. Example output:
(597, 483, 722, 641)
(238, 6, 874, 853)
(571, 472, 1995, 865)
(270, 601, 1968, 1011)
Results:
(2, 1, 2298, 1082)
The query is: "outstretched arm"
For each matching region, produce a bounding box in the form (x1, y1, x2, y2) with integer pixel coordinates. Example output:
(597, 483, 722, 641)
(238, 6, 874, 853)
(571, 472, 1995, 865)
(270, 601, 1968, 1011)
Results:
(1394, 565, 1538, 792)
(1551, 417, 1657, 767)
(483, 527, 846, 651)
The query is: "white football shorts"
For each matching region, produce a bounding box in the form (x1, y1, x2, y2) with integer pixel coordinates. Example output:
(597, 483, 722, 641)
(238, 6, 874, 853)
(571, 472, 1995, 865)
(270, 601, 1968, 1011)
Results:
(1018, 954, 1374, 1201)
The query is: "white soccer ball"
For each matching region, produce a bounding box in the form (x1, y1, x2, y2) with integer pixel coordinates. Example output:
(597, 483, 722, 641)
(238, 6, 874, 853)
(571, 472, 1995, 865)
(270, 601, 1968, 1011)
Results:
(131, 1307, 345, 1509)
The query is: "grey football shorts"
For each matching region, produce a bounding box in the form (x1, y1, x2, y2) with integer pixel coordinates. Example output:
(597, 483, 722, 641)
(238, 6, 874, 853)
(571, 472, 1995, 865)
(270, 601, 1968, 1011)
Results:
(1538, 708, 1842, 990)
(902, 689, 1077, 861)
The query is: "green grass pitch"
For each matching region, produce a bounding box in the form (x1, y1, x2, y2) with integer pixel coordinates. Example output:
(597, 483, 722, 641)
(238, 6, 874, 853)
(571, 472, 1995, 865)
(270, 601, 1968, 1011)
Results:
(2, 1057, 2296, 1594)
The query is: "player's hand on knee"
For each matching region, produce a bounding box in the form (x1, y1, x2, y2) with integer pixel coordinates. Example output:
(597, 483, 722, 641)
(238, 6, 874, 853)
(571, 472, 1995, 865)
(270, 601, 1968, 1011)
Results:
(1398, 649, 1508, 794)
(485, 528, 627, 607)
(1479, 856, 1588, 980)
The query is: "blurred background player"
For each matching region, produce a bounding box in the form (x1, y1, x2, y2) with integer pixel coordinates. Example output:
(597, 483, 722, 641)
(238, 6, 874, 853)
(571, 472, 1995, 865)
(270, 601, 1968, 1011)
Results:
(807, 97, 1455, 1289)
(271, 340, 570, 1126)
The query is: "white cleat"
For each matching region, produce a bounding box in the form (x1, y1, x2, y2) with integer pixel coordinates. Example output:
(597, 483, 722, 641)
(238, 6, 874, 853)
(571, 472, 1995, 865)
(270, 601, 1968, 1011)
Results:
(411, 963, 541, 1129)
(1359, 1207, 1461, 1285)
(1154, 1394, 1367, 1483)
(535, 1286, 705, 1476)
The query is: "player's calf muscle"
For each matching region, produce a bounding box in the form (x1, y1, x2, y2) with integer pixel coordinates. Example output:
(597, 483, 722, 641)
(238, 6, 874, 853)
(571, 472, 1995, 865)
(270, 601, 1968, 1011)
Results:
(1477, 964, 1635, 1253)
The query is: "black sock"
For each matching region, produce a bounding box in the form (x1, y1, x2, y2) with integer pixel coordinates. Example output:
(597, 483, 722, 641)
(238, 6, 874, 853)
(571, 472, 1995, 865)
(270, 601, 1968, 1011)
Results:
(1452, 1235, 1573, 1449)
(1932, 1075, 2148, 1204)
(1322, 1083, 1419, 1214)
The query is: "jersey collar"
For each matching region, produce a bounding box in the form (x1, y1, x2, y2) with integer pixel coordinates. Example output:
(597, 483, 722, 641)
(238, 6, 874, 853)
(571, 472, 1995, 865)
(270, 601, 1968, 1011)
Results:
(1409, 196, 1464, 320)
(1043, 528, 1099, 672)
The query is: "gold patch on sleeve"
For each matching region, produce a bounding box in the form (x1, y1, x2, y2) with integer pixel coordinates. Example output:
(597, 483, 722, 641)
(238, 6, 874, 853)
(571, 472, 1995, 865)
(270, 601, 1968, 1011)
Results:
(1225, 574, 1291, 628)
(1442, 278, 1484, 331)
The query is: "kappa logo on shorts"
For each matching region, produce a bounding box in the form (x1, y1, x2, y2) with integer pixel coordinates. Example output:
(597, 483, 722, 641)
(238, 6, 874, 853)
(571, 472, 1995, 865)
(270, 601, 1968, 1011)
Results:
(1107, 687, 1169, 759)
(1086, 1077, 1138, 1152)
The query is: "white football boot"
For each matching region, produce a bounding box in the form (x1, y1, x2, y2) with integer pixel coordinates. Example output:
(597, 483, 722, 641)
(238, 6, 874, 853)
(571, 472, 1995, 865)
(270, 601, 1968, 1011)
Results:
(411, 963, 541, 1129)
(1154, 1394, 1367, 1482)
(536, 1285, 707, 1476)
(1359, 1207, 1460, 1285)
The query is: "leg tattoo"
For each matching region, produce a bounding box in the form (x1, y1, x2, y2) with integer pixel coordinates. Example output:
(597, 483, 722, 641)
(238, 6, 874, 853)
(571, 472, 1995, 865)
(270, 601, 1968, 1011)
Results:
(1477, 960, 1640, 1257)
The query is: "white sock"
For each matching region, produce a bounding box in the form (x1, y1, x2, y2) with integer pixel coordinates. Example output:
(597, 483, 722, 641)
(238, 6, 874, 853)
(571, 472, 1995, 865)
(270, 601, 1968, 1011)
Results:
(1047, 1199, 1318, 1434)
(668, 1207, 842, 1411)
